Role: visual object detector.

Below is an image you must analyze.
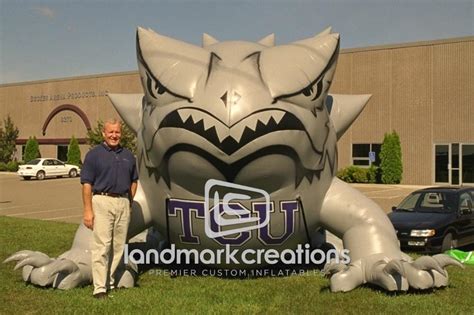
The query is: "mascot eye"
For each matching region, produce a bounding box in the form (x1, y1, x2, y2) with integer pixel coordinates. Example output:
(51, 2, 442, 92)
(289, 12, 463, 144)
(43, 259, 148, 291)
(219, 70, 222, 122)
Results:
(302, 80, 323, 100)
(144, 71, 190, 106)
(277, 77, 328, 112)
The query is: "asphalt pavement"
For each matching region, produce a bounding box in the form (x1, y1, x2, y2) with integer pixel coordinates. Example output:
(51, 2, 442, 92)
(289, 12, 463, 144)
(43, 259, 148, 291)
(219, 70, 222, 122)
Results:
(0, 172, 425, 224)
(0, 172, 83, 223)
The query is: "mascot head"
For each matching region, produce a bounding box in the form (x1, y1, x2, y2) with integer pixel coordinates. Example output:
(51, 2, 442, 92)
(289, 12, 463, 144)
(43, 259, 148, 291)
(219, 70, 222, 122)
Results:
(131, 28, 340, 196)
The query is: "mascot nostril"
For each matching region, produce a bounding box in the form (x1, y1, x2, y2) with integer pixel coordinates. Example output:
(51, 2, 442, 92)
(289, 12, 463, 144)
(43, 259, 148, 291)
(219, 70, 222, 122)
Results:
(5, 26, 463, 293)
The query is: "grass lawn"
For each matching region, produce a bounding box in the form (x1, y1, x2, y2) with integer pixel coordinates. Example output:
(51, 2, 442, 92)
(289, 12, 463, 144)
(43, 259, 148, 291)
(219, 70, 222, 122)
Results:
(1, 216, 473, 314)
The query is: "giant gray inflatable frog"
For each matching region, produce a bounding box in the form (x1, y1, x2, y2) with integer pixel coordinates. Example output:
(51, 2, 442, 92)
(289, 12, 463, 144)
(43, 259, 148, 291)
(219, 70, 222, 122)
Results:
(5, 27, 461, 292)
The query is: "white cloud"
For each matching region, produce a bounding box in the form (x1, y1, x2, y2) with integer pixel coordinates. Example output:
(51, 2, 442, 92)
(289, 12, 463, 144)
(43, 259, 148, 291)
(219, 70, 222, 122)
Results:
(33, 6, 56, 20)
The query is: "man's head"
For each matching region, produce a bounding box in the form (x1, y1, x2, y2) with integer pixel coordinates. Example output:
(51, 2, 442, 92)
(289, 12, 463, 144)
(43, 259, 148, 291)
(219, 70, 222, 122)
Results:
(102, 119, 122, 149)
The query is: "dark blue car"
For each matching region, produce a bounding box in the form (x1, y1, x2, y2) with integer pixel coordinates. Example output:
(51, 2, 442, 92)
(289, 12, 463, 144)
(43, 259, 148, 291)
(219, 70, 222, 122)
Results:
(388, 186, 474, 253)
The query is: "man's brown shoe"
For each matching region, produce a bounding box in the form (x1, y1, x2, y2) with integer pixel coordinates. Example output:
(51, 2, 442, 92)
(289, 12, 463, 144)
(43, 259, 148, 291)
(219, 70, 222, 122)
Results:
(93, 292, 108, 299)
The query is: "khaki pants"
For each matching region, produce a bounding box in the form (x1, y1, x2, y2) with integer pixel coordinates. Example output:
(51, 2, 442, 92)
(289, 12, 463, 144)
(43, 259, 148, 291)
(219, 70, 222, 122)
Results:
(91, 195, 130, 295)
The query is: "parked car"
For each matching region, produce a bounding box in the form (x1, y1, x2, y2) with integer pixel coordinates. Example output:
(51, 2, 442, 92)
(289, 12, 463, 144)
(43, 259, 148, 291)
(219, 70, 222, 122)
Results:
(388, 186, 474, 253)
(17, 158, 80, 180)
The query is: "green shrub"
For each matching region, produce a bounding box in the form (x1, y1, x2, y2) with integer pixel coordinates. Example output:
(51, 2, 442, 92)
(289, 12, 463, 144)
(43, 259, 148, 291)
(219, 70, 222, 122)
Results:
(336, 167, 351, 183)
(337, 166, 352, 183)
(367, 165, 379, 183)
(24, 136, 41, 163)
(67, 136, 82, 166)
(379, 131, 403, 184)
(337, 166, 369, 183)
(0, 115, 19, 163)
(6, 160, 19, 172)
(0, 162, 7, 171)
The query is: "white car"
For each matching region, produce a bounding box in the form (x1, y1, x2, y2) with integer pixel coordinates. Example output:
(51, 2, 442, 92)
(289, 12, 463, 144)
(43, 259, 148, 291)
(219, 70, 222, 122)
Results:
(17, 158, 80, 180)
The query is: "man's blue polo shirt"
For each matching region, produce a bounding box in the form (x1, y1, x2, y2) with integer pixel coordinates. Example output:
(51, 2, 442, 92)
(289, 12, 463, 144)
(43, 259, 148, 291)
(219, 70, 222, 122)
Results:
(80, 142, 138, 195)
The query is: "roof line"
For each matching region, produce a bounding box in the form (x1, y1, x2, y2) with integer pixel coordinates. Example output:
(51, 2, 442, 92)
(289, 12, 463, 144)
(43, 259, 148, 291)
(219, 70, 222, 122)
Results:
(1, 36, 473, 87)
(0, 70, 139, 88)
(340, 36, 474, 54)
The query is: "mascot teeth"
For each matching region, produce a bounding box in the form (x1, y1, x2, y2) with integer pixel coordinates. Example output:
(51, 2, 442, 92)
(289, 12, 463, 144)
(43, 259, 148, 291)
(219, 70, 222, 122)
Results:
(160, 109, 306, 154)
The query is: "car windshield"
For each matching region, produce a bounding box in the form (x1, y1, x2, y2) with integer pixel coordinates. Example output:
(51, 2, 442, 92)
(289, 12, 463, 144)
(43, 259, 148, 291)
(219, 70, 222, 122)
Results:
(25, 159, 41, 165)
(396, 191, 456, 213)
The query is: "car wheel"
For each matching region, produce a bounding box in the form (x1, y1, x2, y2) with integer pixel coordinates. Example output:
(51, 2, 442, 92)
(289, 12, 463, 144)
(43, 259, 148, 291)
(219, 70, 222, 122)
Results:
(69, 169, 77, 178)
(23, 176, 31, 180)
(441, 233, 454, 252)
(36, 171, 45, 180)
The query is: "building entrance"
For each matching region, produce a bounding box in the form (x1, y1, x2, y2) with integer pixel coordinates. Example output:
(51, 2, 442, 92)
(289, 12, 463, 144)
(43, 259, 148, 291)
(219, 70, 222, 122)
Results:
(435, 144, 474, 185)
(57, 145, 68, 162)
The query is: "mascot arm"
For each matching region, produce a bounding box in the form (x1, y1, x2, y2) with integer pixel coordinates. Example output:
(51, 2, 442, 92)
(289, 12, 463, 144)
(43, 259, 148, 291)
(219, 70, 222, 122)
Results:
(4, 183, 152, 289)
(320, 178, 462, 292)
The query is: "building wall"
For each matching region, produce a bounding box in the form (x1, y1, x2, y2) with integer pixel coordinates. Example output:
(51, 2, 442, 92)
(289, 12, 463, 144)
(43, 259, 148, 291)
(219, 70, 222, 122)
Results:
(1, 37, 473, 185)
(332, 36, 474, 185)
(0, 71, 142, 161)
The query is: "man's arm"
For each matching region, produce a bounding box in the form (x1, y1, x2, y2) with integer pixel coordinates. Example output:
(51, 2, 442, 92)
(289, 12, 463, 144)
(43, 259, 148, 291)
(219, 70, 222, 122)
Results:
(82, 183, 94, 229)
(129, 181, 138, 202)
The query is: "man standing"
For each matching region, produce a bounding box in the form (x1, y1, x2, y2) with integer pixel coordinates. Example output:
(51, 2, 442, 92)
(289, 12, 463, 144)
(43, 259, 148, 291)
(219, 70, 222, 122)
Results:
(81, 119, 138, 299)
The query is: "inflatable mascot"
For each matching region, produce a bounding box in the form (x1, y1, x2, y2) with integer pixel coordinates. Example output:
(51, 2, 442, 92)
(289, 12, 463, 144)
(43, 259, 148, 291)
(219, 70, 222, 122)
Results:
(5, 27, 461, 292)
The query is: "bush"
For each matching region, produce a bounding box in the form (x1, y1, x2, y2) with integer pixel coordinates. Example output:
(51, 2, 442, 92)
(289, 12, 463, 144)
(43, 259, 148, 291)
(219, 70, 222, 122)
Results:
(337, 167, 352, 182)
(337, 165, 381, 184)
(367, 165, 379, 183)
(351, 167, 368, 183)
(0, 115, 19, 163)
(24, 137, 41, 163)
(0, 162, 7, 171)
(67, 136, 81, 166)
(379, 131, 403, 184)
(6, 160, 19, 172)
(337, 166, 368, 183)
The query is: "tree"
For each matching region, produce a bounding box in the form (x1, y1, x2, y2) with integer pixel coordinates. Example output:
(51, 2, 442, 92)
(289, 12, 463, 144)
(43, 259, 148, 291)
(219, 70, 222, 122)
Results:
(0, 115, 19, 163)
(87, 120, 136, 154)
(24, 136, 41, 163)
(379, 131, 403, 184)
(67, 136, 82, 166)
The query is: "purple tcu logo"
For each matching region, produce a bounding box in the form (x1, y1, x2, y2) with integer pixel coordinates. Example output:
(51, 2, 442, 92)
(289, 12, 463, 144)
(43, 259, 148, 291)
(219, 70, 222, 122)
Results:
(168, 199, 299, 246)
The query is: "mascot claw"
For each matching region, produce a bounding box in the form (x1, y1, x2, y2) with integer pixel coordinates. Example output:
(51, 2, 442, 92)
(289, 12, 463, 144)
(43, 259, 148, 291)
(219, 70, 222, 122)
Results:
(4, 250, 91, 289)
(324, 254, 463, 292)
(4, 250, 137, 290)
(4, 225, 95, 289)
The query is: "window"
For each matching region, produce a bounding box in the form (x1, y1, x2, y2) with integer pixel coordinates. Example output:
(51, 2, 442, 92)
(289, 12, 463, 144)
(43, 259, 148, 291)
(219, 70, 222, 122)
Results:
(352, 143, 381, 167)
(398, 193, 420, 211)
(57, 145, 68, 162)
(434, 143, 474, 185)
(403, 191, 456, 213)
(459, 192, 473, 212)
(26, 159, 41, 165)
(52, 159, 63, 166)
(420, 193, 444, 209)
(462, 144, 474, 184)
(435, 145, 449, 183)
(21, 145, 26, 161)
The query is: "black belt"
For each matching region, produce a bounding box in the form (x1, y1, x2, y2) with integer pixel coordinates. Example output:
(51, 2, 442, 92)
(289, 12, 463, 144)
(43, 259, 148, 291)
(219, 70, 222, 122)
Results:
(93, 192, 128, 198)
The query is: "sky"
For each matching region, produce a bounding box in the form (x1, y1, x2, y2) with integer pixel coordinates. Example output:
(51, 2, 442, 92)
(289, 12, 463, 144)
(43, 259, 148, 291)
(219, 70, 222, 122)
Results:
(0, 0, 473, 84)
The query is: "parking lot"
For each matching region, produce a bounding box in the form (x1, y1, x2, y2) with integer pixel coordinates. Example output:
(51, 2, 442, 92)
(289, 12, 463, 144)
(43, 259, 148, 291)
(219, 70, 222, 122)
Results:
(0, 172, 83, 223)
(0, 173, 425, 224)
